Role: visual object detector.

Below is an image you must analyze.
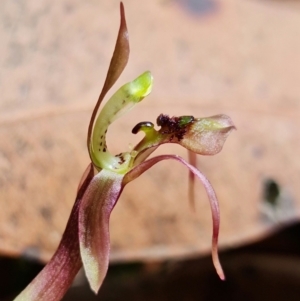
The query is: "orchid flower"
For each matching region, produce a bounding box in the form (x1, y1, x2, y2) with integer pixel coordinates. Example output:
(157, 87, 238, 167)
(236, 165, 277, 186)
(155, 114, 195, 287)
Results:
(14, 3, 235, 301)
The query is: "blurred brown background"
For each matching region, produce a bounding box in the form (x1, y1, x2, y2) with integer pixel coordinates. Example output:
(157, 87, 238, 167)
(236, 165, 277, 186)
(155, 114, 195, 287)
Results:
(1, 0, 300, 300)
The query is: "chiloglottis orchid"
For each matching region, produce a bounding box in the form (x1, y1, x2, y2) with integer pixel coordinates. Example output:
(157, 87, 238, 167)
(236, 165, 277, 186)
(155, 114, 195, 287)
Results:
(14, 3, 235, 301)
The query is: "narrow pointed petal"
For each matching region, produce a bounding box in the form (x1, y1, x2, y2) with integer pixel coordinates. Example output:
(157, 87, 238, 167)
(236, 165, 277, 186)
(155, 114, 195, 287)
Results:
(78, 170, 123, 293)
(87, 2, 129, 154)
(188, 150, 197, 211)
(124, 155, 225, 280)
(99, 3, 129, 98)
(14, 164, 94, 301)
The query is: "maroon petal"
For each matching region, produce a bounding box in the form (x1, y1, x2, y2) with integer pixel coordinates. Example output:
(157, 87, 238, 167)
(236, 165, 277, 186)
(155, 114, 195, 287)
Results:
(14, 164, 94, 301)
(87, 2, 129, 155)
(188, 150, 197, 211)
(124, 155, 225, 280)
(78, 170, 123, 293)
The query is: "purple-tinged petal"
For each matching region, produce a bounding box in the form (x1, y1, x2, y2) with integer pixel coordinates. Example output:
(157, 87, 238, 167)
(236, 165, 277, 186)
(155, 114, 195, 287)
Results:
(78, 170, 123, 293)
(14, 164, 94, 301)
(188, 150, 197, 211)
(124, 155, 225, 280)
(77, 162, 96, 192)
(87, 2, 129, 155)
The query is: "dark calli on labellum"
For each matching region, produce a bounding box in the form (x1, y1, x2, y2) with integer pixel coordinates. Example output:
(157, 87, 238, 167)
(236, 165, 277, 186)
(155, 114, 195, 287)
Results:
(14, 3, 235, 301)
